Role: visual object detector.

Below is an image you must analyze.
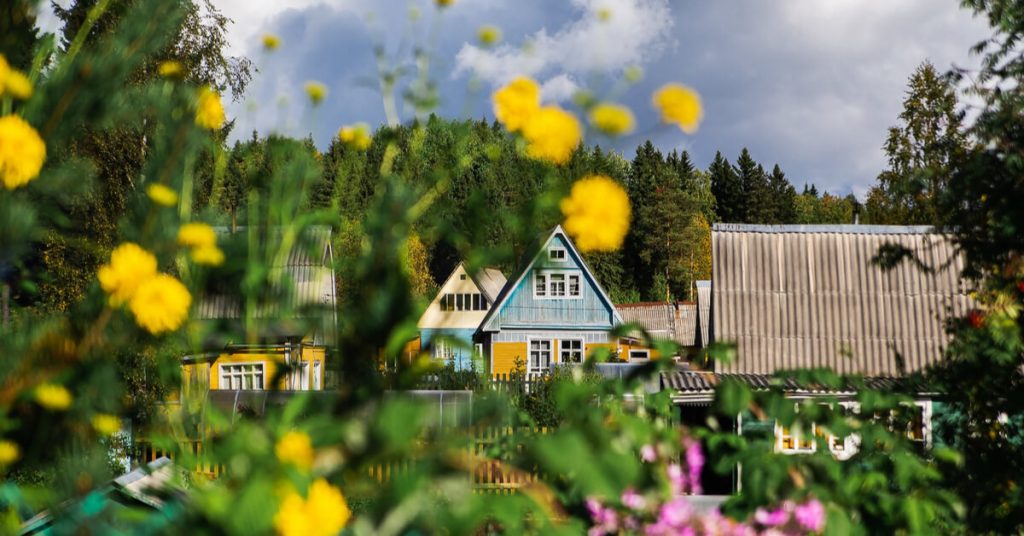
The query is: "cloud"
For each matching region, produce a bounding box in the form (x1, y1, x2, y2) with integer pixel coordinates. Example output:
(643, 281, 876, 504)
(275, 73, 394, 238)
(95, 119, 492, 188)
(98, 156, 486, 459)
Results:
(452, 0, 673, 100)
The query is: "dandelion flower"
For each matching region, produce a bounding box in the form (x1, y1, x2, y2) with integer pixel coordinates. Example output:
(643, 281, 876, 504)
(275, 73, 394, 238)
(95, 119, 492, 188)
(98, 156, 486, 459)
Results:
(195, 87, 225, 130)
(304, 82, 328, 105)
(4, 70, 32, 100)
(521, 106, 582, 165)
(0, 115, 46, 190)
(477, 25, 502, 46)
(588, 103, 635, 136)
(191, 245, 224, 267)
(492, 77, 540, 133)
(35, 383, 73, 411)
(177, 222, 218, 250)
(157, 61, 184, 78)
(560, 175, 631, 252)
(129, 274, 191, 335)
(92, 414, 121, 436)
(652, 83, 703, 134)
(147, 183, 178, 207)
(276, 430, 315, 472)
(0, 440, 19, 466)
(98, 243, 158, 306)
(338, 123, 372, 151)
(274, 479, 352, 536)
(262, 34, 281, 51)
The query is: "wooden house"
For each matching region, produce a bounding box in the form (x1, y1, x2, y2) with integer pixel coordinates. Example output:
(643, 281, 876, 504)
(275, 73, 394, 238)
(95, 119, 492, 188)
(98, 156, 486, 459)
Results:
(615, 301, 698, 358)
(476, 226, 649, 377)
(416, 262, 506, 370)
(179, 226, 335, 395)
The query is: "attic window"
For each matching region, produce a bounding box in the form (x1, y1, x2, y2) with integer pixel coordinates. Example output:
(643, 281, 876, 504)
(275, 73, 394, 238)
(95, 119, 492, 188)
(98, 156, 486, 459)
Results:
(549, 247, 567, 262)
(460, 274, 467, 280)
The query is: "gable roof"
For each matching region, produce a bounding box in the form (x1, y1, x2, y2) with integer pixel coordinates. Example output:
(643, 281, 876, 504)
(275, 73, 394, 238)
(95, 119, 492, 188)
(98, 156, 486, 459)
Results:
(712, 224, 974, 376)
(616, 302, 697, 346)
(469, 266, 507, 302)
(479, 225, 623, 332)
(417, 262, 507, 329)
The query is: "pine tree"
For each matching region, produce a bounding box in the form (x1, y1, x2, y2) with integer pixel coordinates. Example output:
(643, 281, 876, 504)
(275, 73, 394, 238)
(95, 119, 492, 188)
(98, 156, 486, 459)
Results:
(767, 164, 797, 223)
(0, 0, 40, 71)
(709, 151, 742, 223)
(734, 149, 771, 223)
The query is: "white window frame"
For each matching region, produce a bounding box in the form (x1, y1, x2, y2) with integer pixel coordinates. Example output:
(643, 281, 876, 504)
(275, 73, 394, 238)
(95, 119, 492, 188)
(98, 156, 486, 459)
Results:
(528, 338, 553, 374)
(549, 247, 567, 262)
(219, 362, 265, 391)
(433, 339, 455, 361)
(559, 339, 584, 363)
(533, 270, 583, 299)
(312, 361, 321, 390)
(628, 349, 650, 362)
(289, 361, 310, 390)
(774, 401, 864, 459)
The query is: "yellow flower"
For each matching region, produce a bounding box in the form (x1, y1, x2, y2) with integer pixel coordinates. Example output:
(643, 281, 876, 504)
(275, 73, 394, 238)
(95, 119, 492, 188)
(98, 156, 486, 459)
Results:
(338, 123, 372, 151)
(492, 77, 540, 133)
(129, 274, 191, 335)
(588, 103, 635, 136)
(624, 66, 643, 83)
(274, 479, 351, 536)
(98, 243, 158, 306)
(521, 106, 582, 165)
(478, 25, 502, 46)
(305, 82, 328, 105)
(0, 115, 46, 190)
(35, 383, 73, 411)
(652, 83, 703, 134)
(262, 34, 281, 51)
(0, 440, 19, 466)
(147, 183, 179, 207)
(92, 414, 121, 436)
(560, 175, 631, 252)
(195, 87, 225, 130)
(177, 222, 218, 249)
(597, 7, 612, 21)
(157, 61, 184, 78)
(435, 0, 454, 7)
(4, 70, 32, 100)
(191, 245, 224, 266)
(276, 430, 315, 471)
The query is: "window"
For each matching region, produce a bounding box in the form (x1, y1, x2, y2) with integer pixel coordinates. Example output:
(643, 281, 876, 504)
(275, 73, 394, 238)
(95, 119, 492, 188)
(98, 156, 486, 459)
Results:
(568, 275, 580, 297)
(629, 349, 650, 361)
(289, 361, 310, 390)
(550, 274, 566, 297)
(534, 270, 582, 299)
(778, 423, 816, 453)
(472, 293, 482, 310)
(549, 247, 567, 262)
(220, 363, 265, 390)
(434, 340, 455, 360)
(560, 339, 584, 363)
(529, 340, 552, 373)
(535, 273, 547, 297)
(312, 361, 321, 390)
(460, 274, 467, 280)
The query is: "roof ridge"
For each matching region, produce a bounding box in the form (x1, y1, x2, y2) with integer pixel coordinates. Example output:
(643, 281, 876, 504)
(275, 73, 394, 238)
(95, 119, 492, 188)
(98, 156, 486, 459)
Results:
(712, 223, 935, 234)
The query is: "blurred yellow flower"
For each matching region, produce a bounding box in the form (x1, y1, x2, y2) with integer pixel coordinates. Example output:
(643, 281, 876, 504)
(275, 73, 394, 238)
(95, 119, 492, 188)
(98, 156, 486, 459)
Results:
(0, 54, 32, 99)
(338, 123, 372, 151)
(263, 34, 281, 51)
(195, 87, 225, 130)
(129, 274, 191, 335)
(276, 430, 315, 471)
(274, 479, 351, 536)
(92, 414, 121, 436)
(435, 0, 454, 7)
(0, 440, 19, 466)
(35, 383, 73, 411)
(560, 175, 631, 252)
(0, 115, 45, 190)
(588, 103, 635, 136)
(305, 82, 328, 105)
(177, 222, 218, 250)
(493, 77, 540, 133)
(624, 65, 643, 83)
(191, 246, 224, 267)
(157, 61, 183, 78)
(147, 183, 178, 207)
(652, 83, 703, 134)
(597, 7, 612, 21)
(98, 243, 158, 306)
(477, 25, 502, 46)
(521, 106, 582, 165)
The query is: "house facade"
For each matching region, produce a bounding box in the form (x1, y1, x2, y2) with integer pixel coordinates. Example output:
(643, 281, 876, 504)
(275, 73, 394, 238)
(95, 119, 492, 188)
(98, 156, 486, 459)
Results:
(417, 262, 506, 370)
(477, 226, 652, 376)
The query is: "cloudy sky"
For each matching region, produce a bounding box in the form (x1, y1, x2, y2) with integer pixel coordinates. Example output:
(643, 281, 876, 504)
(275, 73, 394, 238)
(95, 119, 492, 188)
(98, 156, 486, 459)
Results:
(44, 0, 995, 197)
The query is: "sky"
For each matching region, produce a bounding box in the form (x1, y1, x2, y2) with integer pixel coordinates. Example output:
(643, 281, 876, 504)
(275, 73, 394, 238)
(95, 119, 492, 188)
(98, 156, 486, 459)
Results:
(41, 0, 993, 197)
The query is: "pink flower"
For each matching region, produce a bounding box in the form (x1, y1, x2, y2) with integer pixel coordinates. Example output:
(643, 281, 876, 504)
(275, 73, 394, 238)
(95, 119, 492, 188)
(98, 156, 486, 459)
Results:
(641, 444, 658, 462)
(794, 499, 826, 532)
(659, 497, 693, 528)
(586, 497, 619, 534)
(754, 507, 790, 527)
(621, 488, 647, 511)
(667, 463, 687, 494)
(684, 439, 704, 494)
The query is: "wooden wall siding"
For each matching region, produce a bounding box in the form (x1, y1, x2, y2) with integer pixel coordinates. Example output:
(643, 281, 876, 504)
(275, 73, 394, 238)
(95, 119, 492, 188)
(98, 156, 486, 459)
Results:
(712, 225, 975, 375)
(418, 263, 503, 330)
(492, 234, 616, 329)
(492, 330, 610, 343)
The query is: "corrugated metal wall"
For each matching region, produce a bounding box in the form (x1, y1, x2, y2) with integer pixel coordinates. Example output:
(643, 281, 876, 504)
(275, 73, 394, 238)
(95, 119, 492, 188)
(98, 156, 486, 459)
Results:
(711, 225, 974, 376)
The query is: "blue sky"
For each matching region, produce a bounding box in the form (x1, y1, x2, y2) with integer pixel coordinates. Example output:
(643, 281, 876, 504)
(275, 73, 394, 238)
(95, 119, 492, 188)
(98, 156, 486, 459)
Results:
(44, 0, 994, 197)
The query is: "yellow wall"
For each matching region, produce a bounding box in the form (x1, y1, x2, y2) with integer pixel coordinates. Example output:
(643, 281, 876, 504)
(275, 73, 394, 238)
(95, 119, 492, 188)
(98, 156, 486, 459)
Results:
(490, 340, 658, 376)
(181, 344, 327, 392)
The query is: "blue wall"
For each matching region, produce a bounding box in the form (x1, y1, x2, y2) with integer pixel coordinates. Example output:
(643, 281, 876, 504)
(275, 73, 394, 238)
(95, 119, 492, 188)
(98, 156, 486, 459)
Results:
(420, 328, 479, 370)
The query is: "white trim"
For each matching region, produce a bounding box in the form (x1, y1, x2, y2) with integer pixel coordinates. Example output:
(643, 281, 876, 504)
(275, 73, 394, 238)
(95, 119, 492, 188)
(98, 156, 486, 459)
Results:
(533, 269, 583, 299)
(628, 349, 650, 362)
(219, 361, 266, 390)
(558, 338, 585, 364)
(526, 337, 554, 375)
(549, 246, 568, 262)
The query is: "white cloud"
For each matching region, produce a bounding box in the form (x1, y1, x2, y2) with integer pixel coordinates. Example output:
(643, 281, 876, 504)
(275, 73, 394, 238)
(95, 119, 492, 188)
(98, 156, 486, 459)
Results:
(452, 0, 673, 100)
(540, 74, 580, 103)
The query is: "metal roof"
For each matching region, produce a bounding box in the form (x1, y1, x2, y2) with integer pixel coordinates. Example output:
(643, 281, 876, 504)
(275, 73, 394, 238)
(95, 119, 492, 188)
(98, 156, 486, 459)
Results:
(471, 266, 508, 303)
(695, 281, 711, 347)
(712, 225, 974, 376)
(661, 370, 930, 395)
(195, 226, 335, 320)
(616, 302, 697, 346)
